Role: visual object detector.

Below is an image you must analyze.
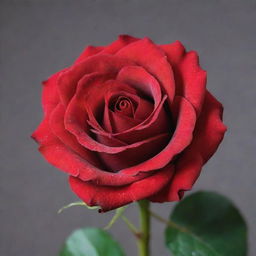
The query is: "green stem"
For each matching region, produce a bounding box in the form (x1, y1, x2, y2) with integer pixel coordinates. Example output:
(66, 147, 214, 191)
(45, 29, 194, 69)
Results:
(137, 200, 151, 256)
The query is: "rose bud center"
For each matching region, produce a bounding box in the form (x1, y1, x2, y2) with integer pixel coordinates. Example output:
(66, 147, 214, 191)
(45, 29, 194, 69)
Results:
(114, 96, 134, 117)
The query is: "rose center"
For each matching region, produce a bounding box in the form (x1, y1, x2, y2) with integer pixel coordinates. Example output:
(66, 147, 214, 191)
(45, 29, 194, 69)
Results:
(116, 98, 129, 110)
(113, 96, 134, 117)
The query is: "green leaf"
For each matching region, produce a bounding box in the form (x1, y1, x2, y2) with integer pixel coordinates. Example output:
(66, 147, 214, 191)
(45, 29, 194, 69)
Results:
(104, 206, 128, 230)
(60, 227, 125, 256)
(165, 191, 247, 256)
(58, 201, 100, 214)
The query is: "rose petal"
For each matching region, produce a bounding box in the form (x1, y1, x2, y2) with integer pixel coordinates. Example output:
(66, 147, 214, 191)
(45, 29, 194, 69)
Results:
(41, 71, 63, 116)
(116, 38, 175, 105)
(161, 41, 185, 65)
(74, 45, 104, 64)
(35, 121, 153, 185)
(58, 54, 135, 106)
(102, 34, 139, 54)
(116, 65, 162, 109)
(69, 163, 175, 212)
(115, 100, 170, 144)
(106, 110, 141, 133)
(33, 114, 140, 184)
(49, 103, 104, 168)
(150, 91, 227, 202)
(74, 35, 139, 64)
(119, 96, 196, 175)
(161, 41, 206, 115)
(98, 133, 170, 171)
(31, 117, 55, 145)
(32, 71, 63, 144)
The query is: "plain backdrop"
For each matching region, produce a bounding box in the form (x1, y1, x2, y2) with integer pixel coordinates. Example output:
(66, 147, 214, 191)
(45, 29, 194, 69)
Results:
(1, 0, 255, 255)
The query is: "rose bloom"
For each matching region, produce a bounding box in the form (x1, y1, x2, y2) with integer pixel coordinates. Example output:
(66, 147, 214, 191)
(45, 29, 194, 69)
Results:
(32, 35, 226, 212)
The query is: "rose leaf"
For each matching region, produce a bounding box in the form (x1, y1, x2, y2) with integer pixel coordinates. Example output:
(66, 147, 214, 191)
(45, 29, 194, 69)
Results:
(165, 191, 247, 256)
(59, 227, 125, 256)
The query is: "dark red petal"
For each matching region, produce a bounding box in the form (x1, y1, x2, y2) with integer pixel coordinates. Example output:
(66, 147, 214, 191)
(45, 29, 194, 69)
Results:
(102, 101, 113, 133)
(102, 35, 139, 54)
(41, 71, 63, 116)
(160, 41, 185, 67)
(69, 163, 175, 212)
(150, 91, 227, 202)
(119, 96, 196, 175)
(32, 118, 148, 186)
(75, 46, 104, 64)
(49, 103, 104, 168)
(32, 71, 64, 145)
(106, 110, 141, 133)
(133, 96, 154, 121)
(31, 117, 55, 145)
(97, 98, 170, 145)
(74, 35, 139, 64)
(98, 133, 169, 171)
(116, 65, 162, 108)
(39, 137, 81, 177)
(116, 38, 175, 106)
(99, 81, 141, 133)
(57, 54, 135, 106)
(161, 41, 206, 115)
(36, 120, 152, 186)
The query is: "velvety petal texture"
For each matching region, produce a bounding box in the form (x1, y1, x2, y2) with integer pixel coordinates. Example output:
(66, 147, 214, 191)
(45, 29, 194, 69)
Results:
(32, 35, 226, 212)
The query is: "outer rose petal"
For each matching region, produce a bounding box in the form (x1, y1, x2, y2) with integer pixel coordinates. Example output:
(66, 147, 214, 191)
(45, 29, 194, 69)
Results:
(33, 102, 152, 186)
(75, 35, 139, 64)
(161, 41, 207, 115)
(32, 70, 66, 144)
(49, 103, 105, 169)
(150, 91, 227, 202)
(32, 117, 55, 145)
(58, 54, 135, 106)
(102, 35, 139, 54)
(74, 46, 104, 64)
(41, 71, 64, 116)
(161, 41, 185, 65)
(69, 163, 175, 212)
(37, 126, 153, 186)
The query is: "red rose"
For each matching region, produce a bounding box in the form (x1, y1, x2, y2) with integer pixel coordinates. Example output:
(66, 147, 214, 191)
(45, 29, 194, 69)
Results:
(32, 35, 226, 212)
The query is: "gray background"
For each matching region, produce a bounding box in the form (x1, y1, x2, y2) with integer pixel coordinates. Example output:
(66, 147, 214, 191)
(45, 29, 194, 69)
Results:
(1, 0, 255, 255)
